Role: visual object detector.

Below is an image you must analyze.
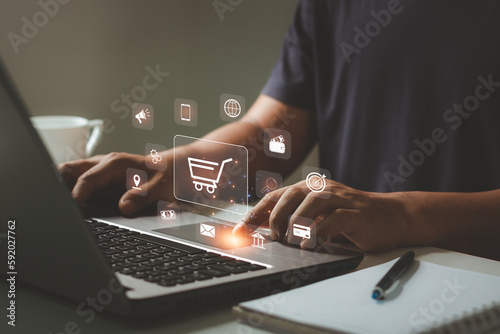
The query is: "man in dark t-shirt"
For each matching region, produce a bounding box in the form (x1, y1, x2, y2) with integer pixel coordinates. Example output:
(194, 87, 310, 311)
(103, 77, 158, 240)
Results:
(262, 0, 500, 193)
(61, 1, 500, 260)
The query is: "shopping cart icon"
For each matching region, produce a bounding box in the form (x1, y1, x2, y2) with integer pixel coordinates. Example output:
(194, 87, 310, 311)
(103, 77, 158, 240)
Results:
(187, 157, 233, 194)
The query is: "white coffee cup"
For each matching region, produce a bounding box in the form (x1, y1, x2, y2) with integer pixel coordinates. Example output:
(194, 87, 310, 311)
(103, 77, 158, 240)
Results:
(31, 115, 104, 164)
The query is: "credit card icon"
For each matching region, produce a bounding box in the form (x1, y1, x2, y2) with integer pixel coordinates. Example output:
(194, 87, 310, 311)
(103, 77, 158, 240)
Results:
(293, 224, 311, 239)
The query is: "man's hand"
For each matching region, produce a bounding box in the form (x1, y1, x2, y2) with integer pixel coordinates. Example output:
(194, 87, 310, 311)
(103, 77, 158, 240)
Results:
(234, 179, 411, 252)
(58, 152, 173, 215)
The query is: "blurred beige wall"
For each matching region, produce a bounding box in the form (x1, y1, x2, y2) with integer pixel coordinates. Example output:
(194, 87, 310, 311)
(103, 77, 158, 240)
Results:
(0, 0, 317, 184)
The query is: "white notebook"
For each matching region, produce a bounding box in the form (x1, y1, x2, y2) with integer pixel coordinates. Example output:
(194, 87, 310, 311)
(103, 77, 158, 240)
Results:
(234, 259, 500, 334)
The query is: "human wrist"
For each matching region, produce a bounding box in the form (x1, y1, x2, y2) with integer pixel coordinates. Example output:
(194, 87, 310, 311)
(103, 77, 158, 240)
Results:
(394, 191, 446, 247)
(383, 191, 418, 248)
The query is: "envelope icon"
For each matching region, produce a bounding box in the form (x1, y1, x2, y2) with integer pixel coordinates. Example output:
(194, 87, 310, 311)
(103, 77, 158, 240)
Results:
(200, 223, 216, 238)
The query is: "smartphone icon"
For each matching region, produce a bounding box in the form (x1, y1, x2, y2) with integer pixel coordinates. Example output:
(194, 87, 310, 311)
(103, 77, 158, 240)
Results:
(181, 104, 191, 121)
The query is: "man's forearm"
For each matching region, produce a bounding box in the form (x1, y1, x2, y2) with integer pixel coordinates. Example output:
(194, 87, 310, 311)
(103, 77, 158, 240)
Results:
(401, 189, 500, 260)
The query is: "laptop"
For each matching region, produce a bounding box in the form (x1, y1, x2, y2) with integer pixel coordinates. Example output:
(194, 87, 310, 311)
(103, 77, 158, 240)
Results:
(0, 59, 363, 317)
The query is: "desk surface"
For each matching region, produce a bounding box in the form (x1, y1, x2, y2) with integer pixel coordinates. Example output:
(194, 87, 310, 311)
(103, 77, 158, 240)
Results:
(4, 245, 500, 334)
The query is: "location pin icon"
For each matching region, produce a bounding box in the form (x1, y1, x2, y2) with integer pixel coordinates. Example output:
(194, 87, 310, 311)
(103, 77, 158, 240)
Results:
(133, 174, 141, 187)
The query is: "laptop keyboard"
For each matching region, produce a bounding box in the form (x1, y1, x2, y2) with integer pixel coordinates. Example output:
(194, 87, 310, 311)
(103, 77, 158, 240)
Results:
(86, 220, 266, 287)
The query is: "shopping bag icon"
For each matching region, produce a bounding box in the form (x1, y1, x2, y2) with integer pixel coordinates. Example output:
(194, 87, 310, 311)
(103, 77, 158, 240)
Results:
(200, 223, 216, 238)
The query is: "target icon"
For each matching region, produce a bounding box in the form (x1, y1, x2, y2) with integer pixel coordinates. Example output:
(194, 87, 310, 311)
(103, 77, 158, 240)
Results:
(306, 172, 326, 193)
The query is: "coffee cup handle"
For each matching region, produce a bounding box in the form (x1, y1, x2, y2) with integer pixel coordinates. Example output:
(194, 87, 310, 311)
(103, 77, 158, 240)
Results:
(86, 119, 104, 157)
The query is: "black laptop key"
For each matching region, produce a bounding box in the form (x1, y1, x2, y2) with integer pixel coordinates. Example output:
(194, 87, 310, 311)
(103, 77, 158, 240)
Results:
(226, 260, 251, 267)
(190, 272, 213, 281)
(119, 268, 135, 275)
(134, 234, 206, 254)
(141, 252, 159, 259)
(101, 225, 119, 230)
(103, 249, 122, 256)
(209, 264, 248, 274)
(213, 256, 233, 263)
(128, 249, 149, 255)
(145, 269, 167, 276)
(157, 256, 176, 262)
(117, 231, 140, 236)
(114, 237, 134, 243)
(103, 241, 121, 247)
(158, 279, 177, 287)
(165, 250, 188, 257)
(91, 230, 109, 235)
(155, 246, 175, 254)
(137, 261, 154, 267)
(126, 257, 145, 263)
(159, 272, 180, 280)
(198, 252, 220, 259)
(180, 254, 203, 262)
(122, 239, 143, 245)
(194, 259, 218, 266)
(185, 263, 207, 271)
(130, 265, 147, 272)
(111, 264, 123, 271)
(137, 243, 157, 250)
(158, 263, 180, 271)
(199, 269, 230, 277)
(145, 276, 161, 283)
(175, 277, 195, 284)
(132, 272, 147, 279)
(171, 268, 193, 275)
(241, 264, 267, 271)
(169, 260, 192, 267)
(114, 253, 136, 259)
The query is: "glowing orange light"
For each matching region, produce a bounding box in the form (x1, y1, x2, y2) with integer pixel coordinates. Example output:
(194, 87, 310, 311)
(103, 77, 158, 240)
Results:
(226, 235, 240, 247)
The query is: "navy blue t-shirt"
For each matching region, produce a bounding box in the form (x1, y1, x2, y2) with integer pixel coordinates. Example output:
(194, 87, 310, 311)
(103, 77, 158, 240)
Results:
(262, 0, 500, 192)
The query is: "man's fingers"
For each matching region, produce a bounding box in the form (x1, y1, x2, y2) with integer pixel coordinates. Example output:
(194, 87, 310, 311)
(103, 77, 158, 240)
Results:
(71, 158, 127, 205)
(58, 159, 97, 186)
(268, 186, 307, 240)
(300, 209, 360, 249)
(288, 192, 356, 238)
(118, 190, 151, 216)
(233, 187, 288, 237)
(119, 173, 172, 216)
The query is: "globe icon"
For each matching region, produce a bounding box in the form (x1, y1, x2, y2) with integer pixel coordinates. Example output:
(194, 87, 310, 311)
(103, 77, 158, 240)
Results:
(224, 99, 241, 118)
